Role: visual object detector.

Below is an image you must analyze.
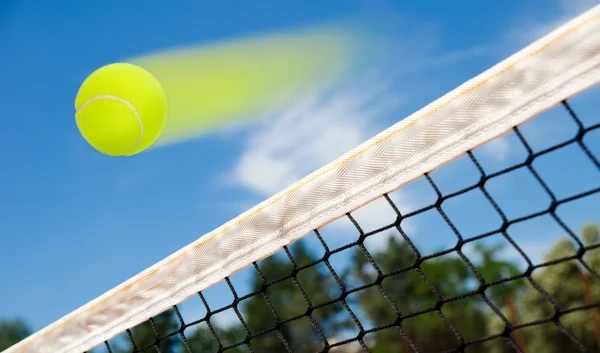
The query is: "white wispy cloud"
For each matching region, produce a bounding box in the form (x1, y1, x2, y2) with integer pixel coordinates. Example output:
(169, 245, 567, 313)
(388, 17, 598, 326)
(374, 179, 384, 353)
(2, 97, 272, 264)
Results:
(225, 40, 497, 248)
(476, 0, 597, 164)
(223, 72, 413, 250)
(227, 40, 497, 195)
(230, 73, 403, 196)
(508, 0, 597, 46)
(394, 45, 495, 76)
(478, 135, 512, 163)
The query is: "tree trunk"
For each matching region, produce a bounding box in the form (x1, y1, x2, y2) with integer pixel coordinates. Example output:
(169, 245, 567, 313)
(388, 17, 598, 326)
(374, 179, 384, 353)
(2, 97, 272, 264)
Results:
(580, 272, 600, 352)
(506, 295, 527, 353)
(401, 327, 414, 353)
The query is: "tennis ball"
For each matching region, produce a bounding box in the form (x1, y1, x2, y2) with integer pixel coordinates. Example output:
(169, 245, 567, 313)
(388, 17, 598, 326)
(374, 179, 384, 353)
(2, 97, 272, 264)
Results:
(75, 63, 167, 156)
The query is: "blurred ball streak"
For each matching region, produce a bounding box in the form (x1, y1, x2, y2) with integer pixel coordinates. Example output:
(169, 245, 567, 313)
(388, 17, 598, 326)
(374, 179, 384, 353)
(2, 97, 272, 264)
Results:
(128, 25, 370, 147)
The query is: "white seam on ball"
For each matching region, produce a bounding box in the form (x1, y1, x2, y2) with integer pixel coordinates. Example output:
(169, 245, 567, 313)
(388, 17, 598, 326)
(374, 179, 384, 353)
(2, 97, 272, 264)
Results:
(76, 95, 144, 156)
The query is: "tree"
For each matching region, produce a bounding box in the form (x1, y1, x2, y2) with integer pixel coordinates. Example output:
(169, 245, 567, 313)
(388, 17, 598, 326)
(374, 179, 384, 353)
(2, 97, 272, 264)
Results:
(110, 310, 180, 353)
(184, 324, 247, 353)
(349, 235, 522, 352)
(108, 309, 247, 353)
(472, 242, 527, 353)
(471, 242, 523, 306)
(517, 224, 600, 353)
(242, 241, 348, 352)
(0, 319, 30, 351)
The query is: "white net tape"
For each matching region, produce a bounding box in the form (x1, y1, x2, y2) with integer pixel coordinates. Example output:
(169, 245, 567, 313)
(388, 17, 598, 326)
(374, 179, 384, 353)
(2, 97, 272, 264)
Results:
(5, 4, 600, 353)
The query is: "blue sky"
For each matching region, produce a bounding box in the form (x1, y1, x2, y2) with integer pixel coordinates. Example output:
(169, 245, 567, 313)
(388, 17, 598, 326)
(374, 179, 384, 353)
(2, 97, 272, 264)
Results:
(0, 0, 598, 340)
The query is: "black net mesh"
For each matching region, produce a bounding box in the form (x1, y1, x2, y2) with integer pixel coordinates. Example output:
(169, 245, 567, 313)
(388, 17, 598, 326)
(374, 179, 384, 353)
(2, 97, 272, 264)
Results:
(88, 90, 600, 353)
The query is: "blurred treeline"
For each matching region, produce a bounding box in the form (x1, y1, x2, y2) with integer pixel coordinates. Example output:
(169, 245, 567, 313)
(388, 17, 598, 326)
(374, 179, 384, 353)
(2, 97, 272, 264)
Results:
(2, 224, 599, 353)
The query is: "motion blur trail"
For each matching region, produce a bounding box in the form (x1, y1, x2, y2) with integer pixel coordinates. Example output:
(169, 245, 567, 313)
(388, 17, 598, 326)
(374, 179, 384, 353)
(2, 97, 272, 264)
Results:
(129, 25, 372, 147)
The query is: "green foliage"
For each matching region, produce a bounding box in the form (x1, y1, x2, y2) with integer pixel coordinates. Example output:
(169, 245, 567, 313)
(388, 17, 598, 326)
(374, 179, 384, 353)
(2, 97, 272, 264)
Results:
(109, 310, 180, 353)
(348, 235, 522, 352)
(3, 224, 599, 352)
(0, 319, 30, 351)
(517, 224, 600, 353)
(103, 310, 246, 353)
(184, 325, 247, 352)
(242, 241, 347, 353)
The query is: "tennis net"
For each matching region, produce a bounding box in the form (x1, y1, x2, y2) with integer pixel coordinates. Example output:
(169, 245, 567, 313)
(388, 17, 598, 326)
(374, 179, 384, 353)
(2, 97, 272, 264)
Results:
(4, 4, 600, 353)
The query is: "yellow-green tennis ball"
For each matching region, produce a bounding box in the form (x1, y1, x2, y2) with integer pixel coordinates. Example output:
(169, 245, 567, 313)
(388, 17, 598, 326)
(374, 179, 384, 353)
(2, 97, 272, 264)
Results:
(75, 63, 167, 156)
